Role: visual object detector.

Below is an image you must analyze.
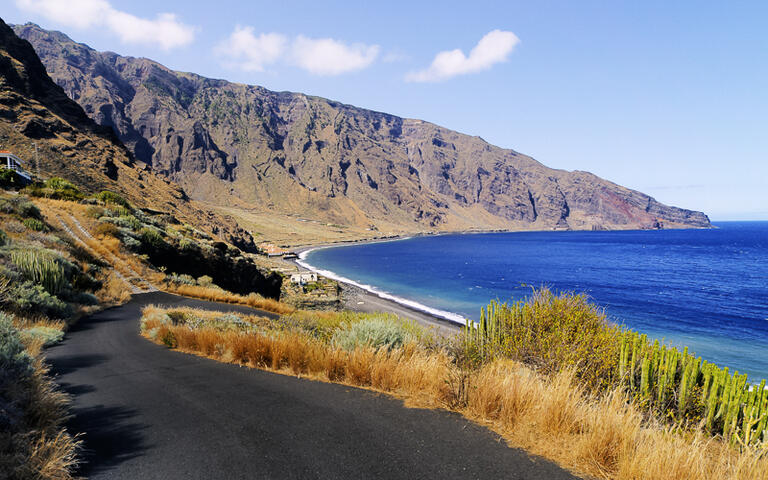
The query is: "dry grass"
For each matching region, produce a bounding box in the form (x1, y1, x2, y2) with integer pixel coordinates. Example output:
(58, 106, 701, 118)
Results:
(164, 284, 296, 315)
(96, 270, 133, 305)
(0, 356, 80, 480)
(141, 307, 768, 480)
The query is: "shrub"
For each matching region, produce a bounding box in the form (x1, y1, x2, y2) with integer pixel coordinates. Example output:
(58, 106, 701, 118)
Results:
(93, 222, 120, 238)
(116, 215, 142, 230)
(26, 177, 84, 201)
(20, 326, 65, 347)
(331, 317, 416, 351)
(22, 218, 48, 232)
(0, 196, 41, 219)
(85, 205, 105, 219)
(196, 275, 216, 288)
(94, 190, 130, 209)
(0, 228, 7, 247)
(178, 236, 198, 251)
(0, 168, 22, 188)
(11, 281, 71, 318)
(167, 273, 196, 285)
(71, 292, 99, 306)
(139, 226, 166, 249)
(0, 311, 33, 380)
(16, 200, 40, 219)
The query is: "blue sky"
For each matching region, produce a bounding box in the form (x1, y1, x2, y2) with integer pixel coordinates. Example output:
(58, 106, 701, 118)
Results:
(5, 0, 767, 220)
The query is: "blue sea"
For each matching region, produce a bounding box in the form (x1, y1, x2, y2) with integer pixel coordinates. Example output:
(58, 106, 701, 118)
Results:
(300, 222, 768, 381)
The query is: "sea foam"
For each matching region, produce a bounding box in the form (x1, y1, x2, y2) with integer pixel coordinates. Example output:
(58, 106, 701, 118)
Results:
(297, 247, 466, 325)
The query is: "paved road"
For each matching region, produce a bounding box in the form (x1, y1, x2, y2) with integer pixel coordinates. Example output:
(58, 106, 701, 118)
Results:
(48, 292, 579, 479)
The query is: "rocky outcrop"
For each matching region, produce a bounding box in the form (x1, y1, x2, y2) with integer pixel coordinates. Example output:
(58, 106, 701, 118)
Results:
(14, 22, 710, 232)
(0, 19, 257, 250)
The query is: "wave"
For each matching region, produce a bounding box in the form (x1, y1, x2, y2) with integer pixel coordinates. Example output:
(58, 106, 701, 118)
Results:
(296, 252, 466, 325)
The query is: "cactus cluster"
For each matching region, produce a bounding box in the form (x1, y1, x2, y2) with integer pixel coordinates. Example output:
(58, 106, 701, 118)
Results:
(465, 289, 768, 446)
(8, 247, 72, 295)
(619, 331, 768, 443)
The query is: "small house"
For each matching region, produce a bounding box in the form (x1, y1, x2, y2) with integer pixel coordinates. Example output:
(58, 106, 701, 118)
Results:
(0, 151, 32, 183)
(260, 243, 286, 257)
(290, 271, 317, 284)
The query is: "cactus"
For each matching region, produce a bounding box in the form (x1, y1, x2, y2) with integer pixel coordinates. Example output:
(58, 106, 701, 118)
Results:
(641, 355, 651, 399)
(8, 247, 71, 295)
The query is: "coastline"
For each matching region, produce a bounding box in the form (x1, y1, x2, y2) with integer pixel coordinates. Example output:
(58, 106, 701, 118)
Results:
(283, 223, 718, 338)
(286, 239, 464, 335)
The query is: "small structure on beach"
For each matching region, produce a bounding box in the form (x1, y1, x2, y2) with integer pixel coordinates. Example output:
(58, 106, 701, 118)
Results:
(259, 243, 287, 257)
(259, 242, 298, 258)
(0, 151, 32, 183)
(290, 271, 317, 284)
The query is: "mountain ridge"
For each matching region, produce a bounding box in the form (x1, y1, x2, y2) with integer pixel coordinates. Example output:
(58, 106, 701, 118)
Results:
(13, 22, 711, 234)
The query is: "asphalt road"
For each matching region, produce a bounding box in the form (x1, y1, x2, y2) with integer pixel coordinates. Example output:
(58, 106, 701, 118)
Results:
(47, 291, 579, 479)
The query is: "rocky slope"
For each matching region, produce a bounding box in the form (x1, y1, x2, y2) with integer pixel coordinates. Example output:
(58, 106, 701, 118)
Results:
(0, 19, 257, 250)
(14, 22, 710, 232)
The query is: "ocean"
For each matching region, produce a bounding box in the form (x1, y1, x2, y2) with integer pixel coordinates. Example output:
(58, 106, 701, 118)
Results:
(300, 222, 768, 381)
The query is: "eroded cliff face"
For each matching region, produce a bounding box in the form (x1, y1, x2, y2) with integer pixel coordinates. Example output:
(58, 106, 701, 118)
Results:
(14, 22, 711, 232)
(0, 19, 257, 251)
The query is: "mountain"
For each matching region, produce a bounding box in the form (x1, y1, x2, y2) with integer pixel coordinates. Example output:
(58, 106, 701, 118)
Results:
(0, 19, 256, 250)
(13, 22, 710, 234)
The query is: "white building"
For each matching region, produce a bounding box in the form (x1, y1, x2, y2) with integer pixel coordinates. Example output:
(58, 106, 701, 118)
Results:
(290, 272, 317, 284)
(0, 151, 32, 182)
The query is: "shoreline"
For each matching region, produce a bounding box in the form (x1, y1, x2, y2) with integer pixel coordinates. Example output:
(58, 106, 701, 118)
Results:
(285, 240, 464, 335)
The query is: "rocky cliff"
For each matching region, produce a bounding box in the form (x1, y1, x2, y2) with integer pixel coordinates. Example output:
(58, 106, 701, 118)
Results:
(14, 22, 710, 232)
(0, 19, 256, 250)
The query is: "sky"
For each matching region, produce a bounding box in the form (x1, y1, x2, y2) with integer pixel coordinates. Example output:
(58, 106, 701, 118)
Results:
(4, 0, 767, 220)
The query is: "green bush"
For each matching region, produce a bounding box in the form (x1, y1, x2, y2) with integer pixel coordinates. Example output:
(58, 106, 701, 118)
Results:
(0, 169, 25, 189)
(114, 215, 142, 230)
(20, 326, 65, 347)
(26, 177, 84, 201)
(178, 237, 198, 251)
(167, 273, 196, 285)
(94, 190, 131, 209)
(71, 291, 99, 306)
(84, 206, 105, 219)
(93, 222, 121, 238)
(0, 196, 41, 219)
(11, 281, 71, 318)
(139, 226, 166, 249)
(0, 312, 33, 380)
(331, 316, 415, 351)
(22, 218, 48, 232)
(0, 228, 7, 247)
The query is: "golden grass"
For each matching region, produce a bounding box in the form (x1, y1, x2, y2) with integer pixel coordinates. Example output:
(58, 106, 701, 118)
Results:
(96, 270, 133, 305)
(0, 356, 81, 480)
(141, 307, 768, 480)
(163, 284, 296, 315)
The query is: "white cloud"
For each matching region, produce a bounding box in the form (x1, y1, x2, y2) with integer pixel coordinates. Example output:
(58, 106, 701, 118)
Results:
(15, 0, 196, 50)
(215, 26, 287, 72)
(291, 36, 379, 75)
(216, 27, 379, 76)
(406, 30, 520, 82)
